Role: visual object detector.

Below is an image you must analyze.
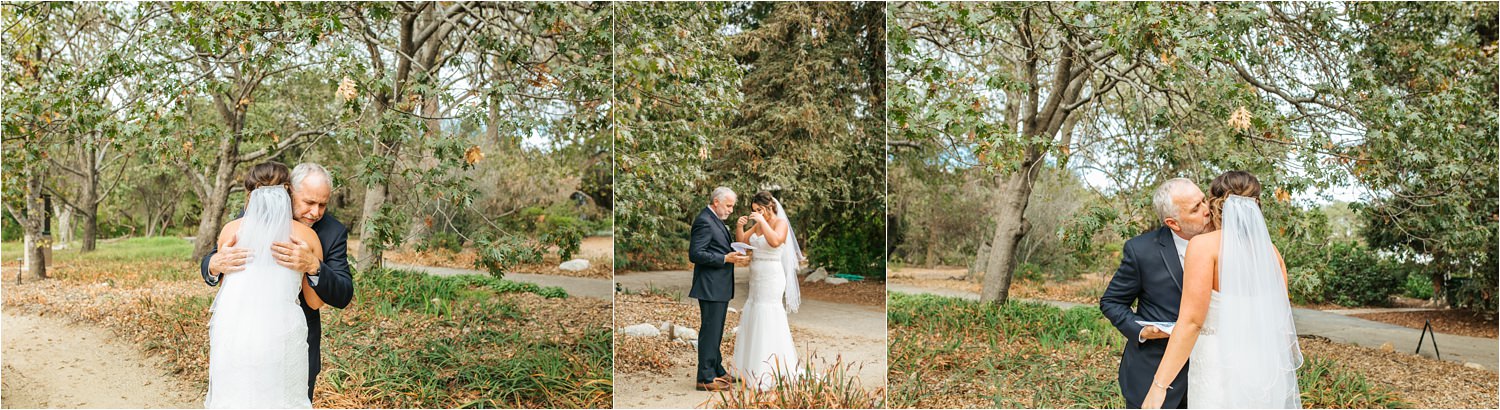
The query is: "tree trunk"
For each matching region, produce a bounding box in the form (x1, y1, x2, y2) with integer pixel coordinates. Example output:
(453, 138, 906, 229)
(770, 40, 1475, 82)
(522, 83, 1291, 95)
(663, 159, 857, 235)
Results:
(356, 139, 398, 272)
(978, 163, 1040, 304)
(19, 174, 49, 282)
(191, 138, 241, 261)
(55, 202, 73, 248)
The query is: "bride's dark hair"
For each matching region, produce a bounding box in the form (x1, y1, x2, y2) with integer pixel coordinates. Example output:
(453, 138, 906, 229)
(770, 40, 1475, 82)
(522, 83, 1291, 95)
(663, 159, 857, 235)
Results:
(751, 191, 778, 214)
(1207, 170, 1261, 231)
(243, 161, 291, 192)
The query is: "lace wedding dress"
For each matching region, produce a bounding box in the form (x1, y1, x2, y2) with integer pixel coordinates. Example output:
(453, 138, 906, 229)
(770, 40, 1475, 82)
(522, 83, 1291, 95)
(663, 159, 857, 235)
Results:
(731, 228, 802, 390)
(205, 186, 311, 408)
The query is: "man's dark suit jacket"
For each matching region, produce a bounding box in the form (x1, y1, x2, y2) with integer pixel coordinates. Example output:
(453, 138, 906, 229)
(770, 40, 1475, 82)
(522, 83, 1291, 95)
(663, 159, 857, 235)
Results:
(1100, 226, 1190, 409)
(688, 207, 734, 302)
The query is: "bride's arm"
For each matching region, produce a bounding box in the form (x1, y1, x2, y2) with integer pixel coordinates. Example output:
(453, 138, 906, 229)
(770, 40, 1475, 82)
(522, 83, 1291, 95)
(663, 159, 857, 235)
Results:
(760, 216, 789, 248)
(1143, 236, 1216, 408)
(294, 227, 326, 310)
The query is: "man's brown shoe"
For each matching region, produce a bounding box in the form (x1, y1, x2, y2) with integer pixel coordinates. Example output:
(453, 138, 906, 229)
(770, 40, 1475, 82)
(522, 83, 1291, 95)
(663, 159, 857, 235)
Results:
(696, 379, 731, 391)
(717, 375, 740, 384)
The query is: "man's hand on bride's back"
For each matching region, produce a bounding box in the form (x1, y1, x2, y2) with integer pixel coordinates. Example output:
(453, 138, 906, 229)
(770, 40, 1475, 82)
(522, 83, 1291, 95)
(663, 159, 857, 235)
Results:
(210, 235, 252, 275)
(271, 236, 319, 274)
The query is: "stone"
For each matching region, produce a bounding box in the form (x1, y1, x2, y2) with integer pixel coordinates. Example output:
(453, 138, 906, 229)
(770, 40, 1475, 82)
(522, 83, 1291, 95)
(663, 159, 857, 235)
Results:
(620, 323, 660, 337)
(1465, 362, 1486, 370)
(727, 307, 738, 314)
(671, 326, 699, 342)
(825, 277, 849, 285)
(559, 258, 590, 271)
(1379, 342, 1394, 352)
(805, 267, 829, 283)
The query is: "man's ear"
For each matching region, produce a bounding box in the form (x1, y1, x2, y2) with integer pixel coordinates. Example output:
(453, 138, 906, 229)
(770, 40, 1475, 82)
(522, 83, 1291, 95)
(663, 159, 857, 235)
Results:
(1163, 218, 1180, 233)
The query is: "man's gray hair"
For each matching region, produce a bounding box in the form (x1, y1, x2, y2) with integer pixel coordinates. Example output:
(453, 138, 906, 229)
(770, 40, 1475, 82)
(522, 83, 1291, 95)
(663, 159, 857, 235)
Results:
(1152, 178, 1196, 220)
(291, 162, 332, 192)
(710, 186, 736, 204)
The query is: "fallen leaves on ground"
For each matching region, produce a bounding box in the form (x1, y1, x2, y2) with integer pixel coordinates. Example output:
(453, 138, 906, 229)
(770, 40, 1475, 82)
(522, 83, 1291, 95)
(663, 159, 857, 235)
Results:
(1351, 310, 1498, 339)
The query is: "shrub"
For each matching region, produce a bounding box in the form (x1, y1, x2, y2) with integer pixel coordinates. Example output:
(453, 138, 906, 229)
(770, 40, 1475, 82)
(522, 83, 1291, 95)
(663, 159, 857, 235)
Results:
(1288, 266, 1327, 305)
(415, 231, 465, 253)
(1402, 271, 1434, 300)
(1319, 242, 1404, 307)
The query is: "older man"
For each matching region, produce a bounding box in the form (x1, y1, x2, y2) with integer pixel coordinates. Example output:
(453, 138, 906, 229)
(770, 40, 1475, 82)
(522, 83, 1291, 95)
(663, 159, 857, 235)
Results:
(199, 162, 354, 400)
(688, 186, 751, 391)
(1100, 177, 1211, 409)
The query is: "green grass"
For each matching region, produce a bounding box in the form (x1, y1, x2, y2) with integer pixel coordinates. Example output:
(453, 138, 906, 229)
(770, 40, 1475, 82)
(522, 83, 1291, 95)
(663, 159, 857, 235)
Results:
(321, 268, 608, 408)
(3, 236, 193, 262)
(887, 292, 1407, 409)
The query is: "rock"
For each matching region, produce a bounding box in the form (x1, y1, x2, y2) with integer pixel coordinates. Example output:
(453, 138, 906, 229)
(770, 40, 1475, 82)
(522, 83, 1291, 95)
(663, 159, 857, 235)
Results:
(671, 326, 699, 342)
(1379, 342, 1394, 352)
(620, 323, 660, 337)
(1465, 362, 1486, 370)
(559, 258, 590, 271)
(805, 267, 829, 283)
(727, 307, 738, 314)
(731, 326, 740, 335)
(825, 277, 849, 285)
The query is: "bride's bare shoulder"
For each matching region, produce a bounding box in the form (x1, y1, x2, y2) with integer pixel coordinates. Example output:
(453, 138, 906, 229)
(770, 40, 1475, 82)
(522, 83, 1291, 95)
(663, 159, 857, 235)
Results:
(1186, 231, 1223, 253)
(216, 219, 244, 245)
(291, 222, 323, 253)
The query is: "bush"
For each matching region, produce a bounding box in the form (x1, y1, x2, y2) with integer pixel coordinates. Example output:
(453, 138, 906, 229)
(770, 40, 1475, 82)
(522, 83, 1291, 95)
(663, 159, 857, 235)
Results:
(1402, 272, 1434, 300)
(1319, 242, 1404, 307)
(415, 231, 465, 253)
(1288, 266, 1327, 305)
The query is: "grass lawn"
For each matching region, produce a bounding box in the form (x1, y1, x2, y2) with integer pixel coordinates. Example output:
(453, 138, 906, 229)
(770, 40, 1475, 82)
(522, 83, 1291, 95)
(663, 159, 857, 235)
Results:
(887, 292, 1407, 409)
(2, 236, 612, 408)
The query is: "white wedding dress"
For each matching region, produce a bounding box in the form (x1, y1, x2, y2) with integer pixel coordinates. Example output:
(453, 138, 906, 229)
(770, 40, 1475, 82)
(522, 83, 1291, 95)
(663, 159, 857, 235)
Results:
(205, 186, 311, 408)
(1187, 195, 1302, 408)
(731, 222, 803, 390)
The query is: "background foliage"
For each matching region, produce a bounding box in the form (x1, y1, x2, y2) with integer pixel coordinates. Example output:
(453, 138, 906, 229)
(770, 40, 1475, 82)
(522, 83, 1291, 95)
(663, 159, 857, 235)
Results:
(615, 2, 886, 278)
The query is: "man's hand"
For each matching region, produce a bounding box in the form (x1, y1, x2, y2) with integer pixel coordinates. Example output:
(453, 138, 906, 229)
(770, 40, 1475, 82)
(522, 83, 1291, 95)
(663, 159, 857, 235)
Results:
(1139, 325, 1170, 341)
(724, 252, 750, 265)
(208, 235, 251, 275)
(271, 236, 319, 274)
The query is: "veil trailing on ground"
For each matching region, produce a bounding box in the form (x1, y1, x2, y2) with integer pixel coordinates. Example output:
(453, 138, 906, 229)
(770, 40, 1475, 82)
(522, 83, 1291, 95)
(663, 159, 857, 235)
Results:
(775, 199, 803, 313)
(1214, 194, 1303, 405)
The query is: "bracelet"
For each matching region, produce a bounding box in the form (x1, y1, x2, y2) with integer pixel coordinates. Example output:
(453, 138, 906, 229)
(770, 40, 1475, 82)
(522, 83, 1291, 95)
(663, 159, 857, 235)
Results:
(1153, 381, 1173, 390)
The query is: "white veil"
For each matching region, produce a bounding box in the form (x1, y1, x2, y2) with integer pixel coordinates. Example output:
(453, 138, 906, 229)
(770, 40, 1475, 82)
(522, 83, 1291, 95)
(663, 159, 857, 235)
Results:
(239, 186, 293, 268)
(1214, 195, 1303, 405)
(775, 199, 803, 313)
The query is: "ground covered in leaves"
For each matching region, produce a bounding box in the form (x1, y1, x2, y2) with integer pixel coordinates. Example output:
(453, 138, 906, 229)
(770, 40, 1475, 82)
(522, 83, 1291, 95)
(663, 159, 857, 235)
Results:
(887, 292, 1497, 409)
(1, 237, 613, 408)
(798, 278, 885, 307)
(1351, 309, 1498, 339)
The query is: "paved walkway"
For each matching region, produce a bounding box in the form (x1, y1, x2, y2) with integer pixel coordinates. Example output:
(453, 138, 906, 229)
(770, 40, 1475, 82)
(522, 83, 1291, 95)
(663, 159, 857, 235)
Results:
(888, 283, 1499, 371)
(384, 263, 613, 300)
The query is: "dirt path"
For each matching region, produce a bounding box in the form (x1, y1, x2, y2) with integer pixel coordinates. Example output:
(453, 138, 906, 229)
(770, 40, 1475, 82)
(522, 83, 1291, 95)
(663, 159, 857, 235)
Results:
(614, 270, 887, 409)
(2, 311, 198, 408)
(889, 282, 1500, 371)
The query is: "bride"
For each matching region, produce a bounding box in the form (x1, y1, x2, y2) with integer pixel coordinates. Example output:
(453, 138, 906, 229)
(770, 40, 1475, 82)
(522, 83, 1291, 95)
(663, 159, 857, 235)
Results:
(1143, 171, 1302, 409)
(730, 191, 804, 390)
(205, 162, 325, 408)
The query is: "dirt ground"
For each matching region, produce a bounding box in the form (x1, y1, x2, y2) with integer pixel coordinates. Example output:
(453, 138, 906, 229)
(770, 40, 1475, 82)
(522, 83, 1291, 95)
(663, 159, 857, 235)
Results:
(2, 311, 200, 408)
(1300, 335, 1499, 408)
(1351, 309, 1498, 339)
(613, 271, 887, 409)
